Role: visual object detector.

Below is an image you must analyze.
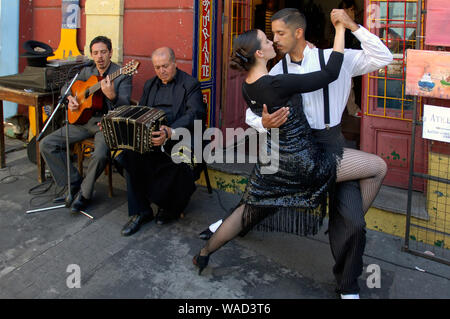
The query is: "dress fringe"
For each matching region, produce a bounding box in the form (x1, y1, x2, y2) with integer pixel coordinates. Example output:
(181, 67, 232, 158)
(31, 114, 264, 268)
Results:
(239, 197, 327, 237)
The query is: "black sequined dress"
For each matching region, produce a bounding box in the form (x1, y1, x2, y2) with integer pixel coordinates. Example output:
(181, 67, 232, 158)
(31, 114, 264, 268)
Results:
(239, 51, 344, 236)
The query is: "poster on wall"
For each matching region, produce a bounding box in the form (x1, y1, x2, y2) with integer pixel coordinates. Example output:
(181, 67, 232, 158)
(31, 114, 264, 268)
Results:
(62, 0, 80, 29)
(422, 104, 450, 143)
(405, 49, 450, 99)
(425, 0, 450, 47)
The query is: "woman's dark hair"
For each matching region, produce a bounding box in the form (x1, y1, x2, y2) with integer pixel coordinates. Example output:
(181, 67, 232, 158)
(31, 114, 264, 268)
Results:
(229, 29, 261, 72)
(89, 36, 112, 53)
(338, 0, 357, 11)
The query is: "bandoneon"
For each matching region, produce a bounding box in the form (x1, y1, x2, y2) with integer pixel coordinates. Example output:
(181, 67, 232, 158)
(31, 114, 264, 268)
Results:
(101, 105, 167, 153)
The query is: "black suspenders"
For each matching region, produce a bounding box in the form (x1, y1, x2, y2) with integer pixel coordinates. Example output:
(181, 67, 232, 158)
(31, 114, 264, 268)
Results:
(282, 54, 288, 74)
(282, 50, 331, 129)
(318, 49, 330, 129)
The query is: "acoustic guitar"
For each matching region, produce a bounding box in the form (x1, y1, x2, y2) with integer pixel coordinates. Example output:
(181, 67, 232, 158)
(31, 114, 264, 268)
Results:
(68, 60, 139, 124)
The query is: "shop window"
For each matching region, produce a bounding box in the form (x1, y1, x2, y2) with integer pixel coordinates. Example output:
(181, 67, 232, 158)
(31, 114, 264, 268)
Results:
(366, 0, 419, 117)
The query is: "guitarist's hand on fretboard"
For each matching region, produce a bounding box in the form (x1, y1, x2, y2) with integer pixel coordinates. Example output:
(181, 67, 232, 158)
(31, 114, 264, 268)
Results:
(67, 95, 80, 112)
(100, 75, 116, 101)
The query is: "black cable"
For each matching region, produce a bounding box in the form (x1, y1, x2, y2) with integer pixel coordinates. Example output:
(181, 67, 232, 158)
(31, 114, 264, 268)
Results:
(28, 178, 54, 195)
(0, 166, 22, 184)
(0, 174, 21, 184)
(27, 177, 67, 208)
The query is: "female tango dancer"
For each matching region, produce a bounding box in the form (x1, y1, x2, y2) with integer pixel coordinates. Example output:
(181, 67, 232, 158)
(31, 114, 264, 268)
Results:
(193, 17, 387, 274)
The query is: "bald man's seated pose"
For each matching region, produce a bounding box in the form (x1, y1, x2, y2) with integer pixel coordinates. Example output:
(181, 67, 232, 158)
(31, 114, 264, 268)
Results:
(119, 47, 206, 236)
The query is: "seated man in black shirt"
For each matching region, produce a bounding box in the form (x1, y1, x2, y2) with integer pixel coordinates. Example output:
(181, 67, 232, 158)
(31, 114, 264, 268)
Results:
(119, 47, 206, 236)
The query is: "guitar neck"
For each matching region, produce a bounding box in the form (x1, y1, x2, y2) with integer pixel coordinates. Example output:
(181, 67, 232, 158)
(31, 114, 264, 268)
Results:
(88, 67, 122, 96)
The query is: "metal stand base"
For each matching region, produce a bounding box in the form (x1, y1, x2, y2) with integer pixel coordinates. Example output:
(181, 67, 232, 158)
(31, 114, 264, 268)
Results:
(26, 69, 94, 220)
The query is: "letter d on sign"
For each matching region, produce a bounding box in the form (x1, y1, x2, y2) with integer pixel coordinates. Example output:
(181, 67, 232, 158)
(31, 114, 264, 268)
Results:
(66, 264, 81, 288)
(366, 264, 381, 289)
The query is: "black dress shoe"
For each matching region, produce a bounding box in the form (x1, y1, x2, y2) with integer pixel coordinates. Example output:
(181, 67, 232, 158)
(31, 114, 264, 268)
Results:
(155, 208, 175, 225)
(121, 214, 153, 236)
(71, 192, 90, 212)
(193, 253, 210, 275)
(198, 228, 213, 240)
(53, 184, 80, 204)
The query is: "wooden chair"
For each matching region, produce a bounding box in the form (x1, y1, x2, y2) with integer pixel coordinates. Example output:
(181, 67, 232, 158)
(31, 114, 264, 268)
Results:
(73, 137, 113, 197)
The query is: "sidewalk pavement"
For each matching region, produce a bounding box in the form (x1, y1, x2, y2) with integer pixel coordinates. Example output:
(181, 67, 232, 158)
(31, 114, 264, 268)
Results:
(0, 137, 449, 299)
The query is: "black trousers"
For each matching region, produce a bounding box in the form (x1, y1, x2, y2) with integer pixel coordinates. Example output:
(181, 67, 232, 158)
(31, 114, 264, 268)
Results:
(312, 125, 365, 294)
(120, 150, 196, 218)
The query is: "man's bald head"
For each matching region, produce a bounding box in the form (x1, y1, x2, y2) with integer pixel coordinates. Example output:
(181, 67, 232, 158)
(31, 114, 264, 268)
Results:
(151, 47, 177, 84)
(152, 47, 176, 63)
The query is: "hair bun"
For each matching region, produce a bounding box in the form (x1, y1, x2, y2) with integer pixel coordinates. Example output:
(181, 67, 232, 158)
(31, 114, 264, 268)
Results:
(229, 53, 247, 71)
(229, 29, 259, 72)
(235, 51, 249, 63)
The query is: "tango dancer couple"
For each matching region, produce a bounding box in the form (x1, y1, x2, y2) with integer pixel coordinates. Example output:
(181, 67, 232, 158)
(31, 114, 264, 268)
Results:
(194, 7, 392, 299)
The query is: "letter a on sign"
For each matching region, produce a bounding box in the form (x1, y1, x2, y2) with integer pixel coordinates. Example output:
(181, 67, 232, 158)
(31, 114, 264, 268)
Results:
(66, 264, 81, 288)
(366, 264, 381, 288)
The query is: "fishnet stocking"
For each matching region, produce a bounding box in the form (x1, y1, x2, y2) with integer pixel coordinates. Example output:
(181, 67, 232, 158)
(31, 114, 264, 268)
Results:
(200, 205, 245, 256)
(336, 148, 387, 213)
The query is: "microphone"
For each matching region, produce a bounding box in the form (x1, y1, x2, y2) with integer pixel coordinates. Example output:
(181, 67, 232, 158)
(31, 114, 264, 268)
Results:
(77, 60, 94, 68)
(68, 60, 94, 73)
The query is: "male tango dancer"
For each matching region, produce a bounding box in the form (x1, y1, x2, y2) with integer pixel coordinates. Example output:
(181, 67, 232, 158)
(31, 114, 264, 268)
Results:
(199, 8, 393, 299)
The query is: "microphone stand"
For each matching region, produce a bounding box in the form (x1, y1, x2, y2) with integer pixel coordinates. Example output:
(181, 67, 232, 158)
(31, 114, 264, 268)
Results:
(26, 67, 93, 219)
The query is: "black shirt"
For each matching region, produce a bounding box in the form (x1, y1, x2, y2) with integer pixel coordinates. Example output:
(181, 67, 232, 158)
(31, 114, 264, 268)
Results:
(148, 78, 176, 124)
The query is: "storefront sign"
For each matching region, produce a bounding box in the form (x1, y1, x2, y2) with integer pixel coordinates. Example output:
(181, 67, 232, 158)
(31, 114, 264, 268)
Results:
(423, 104, 450, 143)
(405, 49, 450, 99)
(198, 0, 212, 82)
(193, 0, 217, 128)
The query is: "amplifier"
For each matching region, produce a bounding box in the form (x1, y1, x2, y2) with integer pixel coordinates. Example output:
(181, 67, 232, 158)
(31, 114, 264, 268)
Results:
(0, 61, 84, 92)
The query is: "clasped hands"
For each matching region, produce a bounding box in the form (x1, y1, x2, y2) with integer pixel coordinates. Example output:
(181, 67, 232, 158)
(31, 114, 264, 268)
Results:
(330, 8, 359, 32)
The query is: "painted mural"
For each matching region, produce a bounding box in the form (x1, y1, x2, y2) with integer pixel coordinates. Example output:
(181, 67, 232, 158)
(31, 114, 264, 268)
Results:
(405, 49, 450, 100)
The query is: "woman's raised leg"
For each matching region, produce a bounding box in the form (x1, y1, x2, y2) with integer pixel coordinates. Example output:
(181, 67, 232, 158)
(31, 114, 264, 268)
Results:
(336, 148, 387, 213)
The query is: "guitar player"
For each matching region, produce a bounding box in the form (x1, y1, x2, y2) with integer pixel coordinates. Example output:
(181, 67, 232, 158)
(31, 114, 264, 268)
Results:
(40, 35, 132, 213)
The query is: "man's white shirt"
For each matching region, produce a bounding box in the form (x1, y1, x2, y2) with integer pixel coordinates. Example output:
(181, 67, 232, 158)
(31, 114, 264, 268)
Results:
(245, 26, 393, 132)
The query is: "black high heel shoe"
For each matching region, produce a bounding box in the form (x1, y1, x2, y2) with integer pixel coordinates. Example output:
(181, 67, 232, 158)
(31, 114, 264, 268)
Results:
(193, 254, 210, 275)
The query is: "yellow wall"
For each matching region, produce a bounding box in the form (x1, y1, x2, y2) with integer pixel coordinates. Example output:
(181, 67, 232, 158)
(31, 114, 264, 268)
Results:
(84, 0, 124, 63)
